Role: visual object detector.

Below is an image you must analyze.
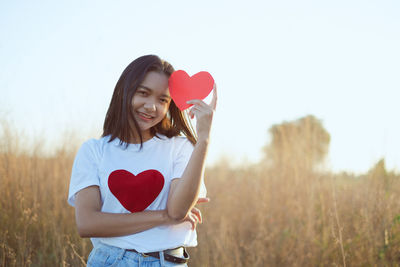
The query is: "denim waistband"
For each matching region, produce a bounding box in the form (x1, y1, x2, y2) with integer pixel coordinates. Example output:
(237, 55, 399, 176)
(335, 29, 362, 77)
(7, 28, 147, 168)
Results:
(95, 242, 162, 263)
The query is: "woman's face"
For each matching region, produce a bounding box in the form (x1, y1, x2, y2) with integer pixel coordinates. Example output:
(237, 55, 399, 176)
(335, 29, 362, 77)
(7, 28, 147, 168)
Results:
(131, 71, 171, 140)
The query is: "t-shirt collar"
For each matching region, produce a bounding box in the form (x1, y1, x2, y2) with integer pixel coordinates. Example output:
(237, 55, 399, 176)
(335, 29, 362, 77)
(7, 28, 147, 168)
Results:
(112, 135, 163, 150)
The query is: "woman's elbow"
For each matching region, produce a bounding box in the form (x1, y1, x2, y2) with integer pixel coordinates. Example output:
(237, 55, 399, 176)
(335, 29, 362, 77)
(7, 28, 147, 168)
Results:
(167, 207, 187, 221)
(76, 213, 95, 238)
(77, 229, 88, 238)
(77, 226, 93, 238)
(76, 221, 92, 238)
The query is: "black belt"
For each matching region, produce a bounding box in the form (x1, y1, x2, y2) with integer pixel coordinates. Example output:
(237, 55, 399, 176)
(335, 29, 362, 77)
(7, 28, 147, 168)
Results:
(126, 247, 189, 264)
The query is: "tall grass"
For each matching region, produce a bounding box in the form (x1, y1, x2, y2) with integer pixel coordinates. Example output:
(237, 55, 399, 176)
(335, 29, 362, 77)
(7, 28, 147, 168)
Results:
(1, 121, 399, 266)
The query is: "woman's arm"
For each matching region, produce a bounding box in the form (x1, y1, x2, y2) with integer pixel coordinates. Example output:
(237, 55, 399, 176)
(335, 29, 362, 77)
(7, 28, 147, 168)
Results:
(75, 186, 204, 237)
(167, 85, 217, 220)
(75, 186, 170, 237)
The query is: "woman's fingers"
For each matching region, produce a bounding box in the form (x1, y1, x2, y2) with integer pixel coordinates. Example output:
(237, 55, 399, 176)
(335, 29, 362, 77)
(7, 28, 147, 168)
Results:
(186, 99, 209, 108)
(191, 207, 202, 224)
(187, 212, 198, 230)
(188, 102, 213, 117)
(186, 213, 194, 230)
(196, 197, 210, 204)
(210, 83, 217, 110)
(188, 108, 194, 119)
(186, 84, 217, 140)
(179, 205, 207, 230)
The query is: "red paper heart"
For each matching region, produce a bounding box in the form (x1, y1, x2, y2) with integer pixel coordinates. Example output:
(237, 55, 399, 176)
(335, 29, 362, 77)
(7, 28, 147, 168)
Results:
(108, 169, 164, 213)
(168, 70, 214, 110)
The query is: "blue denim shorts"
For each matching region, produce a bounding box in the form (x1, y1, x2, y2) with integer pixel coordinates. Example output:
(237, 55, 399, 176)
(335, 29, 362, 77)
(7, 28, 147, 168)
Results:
(86, 242, 189, 267)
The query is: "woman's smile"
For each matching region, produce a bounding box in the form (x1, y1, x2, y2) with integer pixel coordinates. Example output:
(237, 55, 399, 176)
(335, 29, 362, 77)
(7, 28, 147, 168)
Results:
(137, 111, 155, 121)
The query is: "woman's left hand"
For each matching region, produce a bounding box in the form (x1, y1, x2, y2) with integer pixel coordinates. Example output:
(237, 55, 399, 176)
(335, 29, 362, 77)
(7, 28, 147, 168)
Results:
(187, 83, 217, 142)
(184, 207, 202, 230)
(174, 197, 209, 230)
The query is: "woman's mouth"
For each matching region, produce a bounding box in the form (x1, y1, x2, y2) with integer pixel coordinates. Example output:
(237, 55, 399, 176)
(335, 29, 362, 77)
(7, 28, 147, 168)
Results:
(137, 112, 154, 121)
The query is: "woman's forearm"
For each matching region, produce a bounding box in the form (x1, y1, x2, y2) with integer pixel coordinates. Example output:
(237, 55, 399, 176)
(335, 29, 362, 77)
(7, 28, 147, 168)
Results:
(77, 209, 169, 238)
(167, 85, 216, 221)
(167, 138, 209, 220)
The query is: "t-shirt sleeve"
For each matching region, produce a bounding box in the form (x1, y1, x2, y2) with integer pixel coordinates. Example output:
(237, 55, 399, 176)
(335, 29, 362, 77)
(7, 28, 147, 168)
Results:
(172, 138, 207, 197)
(68, 139, 101, 207)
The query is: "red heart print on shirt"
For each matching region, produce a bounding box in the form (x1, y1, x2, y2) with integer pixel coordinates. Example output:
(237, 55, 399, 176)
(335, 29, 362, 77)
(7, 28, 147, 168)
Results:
(108, 169, 164, 213)
(168, 70, 214, 110)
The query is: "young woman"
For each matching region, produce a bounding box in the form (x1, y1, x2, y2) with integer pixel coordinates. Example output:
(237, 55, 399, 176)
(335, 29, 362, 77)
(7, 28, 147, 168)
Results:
(68, 55, 217, 266)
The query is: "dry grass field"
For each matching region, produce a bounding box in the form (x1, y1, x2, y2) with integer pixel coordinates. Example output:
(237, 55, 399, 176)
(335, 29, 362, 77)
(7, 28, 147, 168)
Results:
(1, 117, 400, 266)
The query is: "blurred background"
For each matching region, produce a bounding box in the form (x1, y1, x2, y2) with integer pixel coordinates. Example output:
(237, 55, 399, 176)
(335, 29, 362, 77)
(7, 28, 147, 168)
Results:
(1, 0, 399, 266)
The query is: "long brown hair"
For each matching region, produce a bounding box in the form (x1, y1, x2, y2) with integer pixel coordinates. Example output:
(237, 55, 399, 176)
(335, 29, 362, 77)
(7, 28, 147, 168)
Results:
(102, 55, 197, 148)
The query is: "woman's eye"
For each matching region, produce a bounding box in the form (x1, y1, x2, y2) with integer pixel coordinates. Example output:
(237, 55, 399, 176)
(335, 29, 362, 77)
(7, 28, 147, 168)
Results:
(160, 99, 169, 104)
(137, 91, 147, 96)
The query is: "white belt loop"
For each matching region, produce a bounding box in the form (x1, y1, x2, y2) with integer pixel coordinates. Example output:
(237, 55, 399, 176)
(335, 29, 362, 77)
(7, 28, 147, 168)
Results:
(159, 251, 166, 267)
(118, 248, 126, 260)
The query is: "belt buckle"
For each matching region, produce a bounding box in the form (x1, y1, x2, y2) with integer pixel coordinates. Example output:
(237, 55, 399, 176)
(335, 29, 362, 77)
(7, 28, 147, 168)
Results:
(141, 252, 149, 258)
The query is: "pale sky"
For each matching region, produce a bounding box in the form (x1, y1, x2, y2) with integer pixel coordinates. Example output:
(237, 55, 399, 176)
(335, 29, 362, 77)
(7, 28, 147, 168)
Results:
(1, 0, 399, 173)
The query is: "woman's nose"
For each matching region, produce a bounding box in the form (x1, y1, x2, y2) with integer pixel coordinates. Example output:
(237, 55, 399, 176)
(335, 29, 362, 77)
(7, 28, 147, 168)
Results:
(144, 101, 156, 111)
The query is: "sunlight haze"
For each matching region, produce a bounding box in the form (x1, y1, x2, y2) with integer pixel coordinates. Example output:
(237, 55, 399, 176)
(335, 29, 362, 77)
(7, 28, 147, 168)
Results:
(1, 0, 399, 173)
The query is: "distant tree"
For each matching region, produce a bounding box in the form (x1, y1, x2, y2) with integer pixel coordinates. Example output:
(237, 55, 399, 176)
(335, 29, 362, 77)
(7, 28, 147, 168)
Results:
(369, 159, 387, 178)
(263, 115, 330, 172)
(368, 158, 391, 192)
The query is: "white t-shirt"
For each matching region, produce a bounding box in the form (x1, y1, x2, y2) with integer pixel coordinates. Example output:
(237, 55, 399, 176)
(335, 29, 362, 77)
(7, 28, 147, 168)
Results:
(68, 134, 206, 252)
